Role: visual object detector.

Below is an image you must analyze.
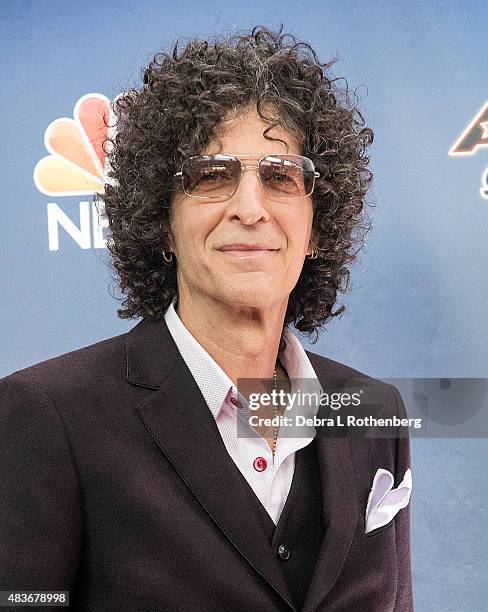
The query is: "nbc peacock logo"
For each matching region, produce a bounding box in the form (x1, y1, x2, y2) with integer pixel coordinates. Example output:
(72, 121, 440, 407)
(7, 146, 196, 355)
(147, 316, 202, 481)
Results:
(33, 93, 113, 251)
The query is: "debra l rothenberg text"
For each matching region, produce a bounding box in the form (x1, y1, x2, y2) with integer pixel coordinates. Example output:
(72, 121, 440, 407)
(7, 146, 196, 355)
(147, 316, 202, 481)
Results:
(248, 413, 423, 430)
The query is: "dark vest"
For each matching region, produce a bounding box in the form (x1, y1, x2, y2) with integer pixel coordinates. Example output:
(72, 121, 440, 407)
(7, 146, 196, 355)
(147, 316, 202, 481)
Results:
(234, 438, 325, 611)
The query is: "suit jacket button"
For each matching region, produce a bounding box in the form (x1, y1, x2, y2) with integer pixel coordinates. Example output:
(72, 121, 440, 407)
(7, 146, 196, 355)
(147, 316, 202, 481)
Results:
(277, 544, 290, 560)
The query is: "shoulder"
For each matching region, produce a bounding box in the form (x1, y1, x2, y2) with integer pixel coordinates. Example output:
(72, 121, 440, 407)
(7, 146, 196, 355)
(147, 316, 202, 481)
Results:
(0, 330, 129, 399)
(306, 351, 411, 480)
(305, 349, 375, 381)
(305, 350, 405, 416)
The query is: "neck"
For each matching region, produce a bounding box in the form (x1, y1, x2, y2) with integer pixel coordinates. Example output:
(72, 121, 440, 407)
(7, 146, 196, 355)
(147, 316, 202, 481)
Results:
(176, 291, 289, 385)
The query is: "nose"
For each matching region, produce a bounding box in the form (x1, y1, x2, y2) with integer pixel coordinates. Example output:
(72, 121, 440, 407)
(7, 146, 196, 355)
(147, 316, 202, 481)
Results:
(225, 166, 270, 225)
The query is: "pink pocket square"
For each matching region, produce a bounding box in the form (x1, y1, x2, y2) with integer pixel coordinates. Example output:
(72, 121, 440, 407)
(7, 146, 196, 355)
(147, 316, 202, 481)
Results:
(365, 468, 412, 534)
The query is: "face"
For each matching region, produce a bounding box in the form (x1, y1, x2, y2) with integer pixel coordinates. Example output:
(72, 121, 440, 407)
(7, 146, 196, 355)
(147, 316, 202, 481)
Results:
(169, 105, 314, 313)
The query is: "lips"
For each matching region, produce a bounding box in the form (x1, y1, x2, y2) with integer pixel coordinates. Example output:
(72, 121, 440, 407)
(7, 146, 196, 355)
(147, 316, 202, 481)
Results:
(218, 244, 278, 251)
(216, 243, 279, 260)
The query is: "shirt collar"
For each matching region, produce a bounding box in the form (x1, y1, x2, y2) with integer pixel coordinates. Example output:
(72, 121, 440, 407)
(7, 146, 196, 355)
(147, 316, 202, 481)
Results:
(164, 301, 233, 419)
(164, 301, 320, 420)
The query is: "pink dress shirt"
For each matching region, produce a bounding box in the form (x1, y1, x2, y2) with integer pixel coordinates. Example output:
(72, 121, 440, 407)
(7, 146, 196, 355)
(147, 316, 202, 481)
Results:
(164, 303, 320, 525)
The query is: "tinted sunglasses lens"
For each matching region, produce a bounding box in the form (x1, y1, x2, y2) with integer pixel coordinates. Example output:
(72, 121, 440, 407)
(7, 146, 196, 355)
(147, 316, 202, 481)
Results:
(259, 155, 315, 197)
(182, 156, 240, 197)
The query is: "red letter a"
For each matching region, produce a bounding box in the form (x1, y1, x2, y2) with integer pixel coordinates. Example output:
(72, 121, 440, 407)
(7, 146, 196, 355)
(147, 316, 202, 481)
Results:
(449, 101, 488, 156)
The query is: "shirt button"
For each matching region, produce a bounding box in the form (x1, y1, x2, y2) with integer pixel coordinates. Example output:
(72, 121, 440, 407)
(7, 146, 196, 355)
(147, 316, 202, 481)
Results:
(277, 544, 290, 560)
(229, 396, 239, 406)
(253, 457, 267, 472)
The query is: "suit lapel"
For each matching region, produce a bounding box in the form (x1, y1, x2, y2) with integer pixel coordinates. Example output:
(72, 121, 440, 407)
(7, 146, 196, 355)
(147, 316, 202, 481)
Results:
(127, 317, 296, 611)
(301, 352, 372, 612)
(299, 436, 359, 612)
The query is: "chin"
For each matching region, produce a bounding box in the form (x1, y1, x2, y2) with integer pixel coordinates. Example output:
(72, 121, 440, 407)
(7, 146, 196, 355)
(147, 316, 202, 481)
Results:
(217, 280, 285, 310)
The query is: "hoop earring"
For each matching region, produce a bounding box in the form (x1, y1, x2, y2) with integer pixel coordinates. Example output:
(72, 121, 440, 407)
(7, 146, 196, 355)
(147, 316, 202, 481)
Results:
(162, 251, 173, 264)
(159, 223, 174, 265)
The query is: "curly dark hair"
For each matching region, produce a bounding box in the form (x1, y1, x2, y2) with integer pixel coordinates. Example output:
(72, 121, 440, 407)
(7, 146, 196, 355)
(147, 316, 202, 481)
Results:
(100, 25, 373, 339)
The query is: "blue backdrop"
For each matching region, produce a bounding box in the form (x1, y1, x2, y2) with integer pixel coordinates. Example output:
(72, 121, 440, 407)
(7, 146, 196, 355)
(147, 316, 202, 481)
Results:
(2, 1, 487, 609)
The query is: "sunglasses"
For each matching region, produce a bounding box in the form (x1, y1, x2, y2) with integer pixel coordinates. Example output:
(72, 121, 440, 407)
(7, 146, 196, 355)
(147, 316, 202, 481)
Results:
(174, 154, 320, 200)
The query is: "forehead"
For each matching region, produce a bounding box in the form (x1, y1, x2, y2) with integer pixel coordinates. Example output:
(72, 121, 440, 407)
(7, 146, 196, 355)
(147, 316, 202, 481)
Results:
(204, 105, 301, 156)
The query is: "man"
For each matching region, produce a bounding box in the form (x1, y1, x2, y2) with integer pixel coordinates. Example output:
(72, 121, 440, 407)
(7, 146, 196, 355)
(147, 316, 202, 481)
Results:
(0, 27, 413, 611)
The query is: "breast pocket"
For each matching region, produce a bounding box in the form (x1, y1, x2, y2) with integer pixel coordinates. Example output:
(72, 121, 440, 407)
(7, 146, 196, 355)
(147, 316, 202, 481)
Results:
(365, 517, 395, 538)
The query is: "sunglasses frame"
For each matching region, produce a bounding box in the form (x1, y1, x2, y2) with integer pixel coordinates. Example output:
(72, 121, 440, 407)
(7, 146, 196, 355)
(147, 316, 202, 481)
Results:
(174, 153, 320, 200)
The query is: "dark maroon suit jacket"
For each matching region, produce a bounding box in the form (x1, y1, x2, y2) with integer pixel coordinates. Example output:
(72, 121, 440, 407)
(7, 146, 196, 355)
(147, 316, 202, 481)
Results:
(0, 317, 413, 611)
